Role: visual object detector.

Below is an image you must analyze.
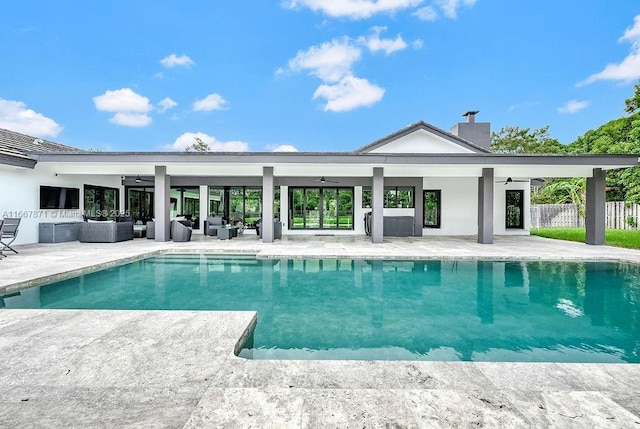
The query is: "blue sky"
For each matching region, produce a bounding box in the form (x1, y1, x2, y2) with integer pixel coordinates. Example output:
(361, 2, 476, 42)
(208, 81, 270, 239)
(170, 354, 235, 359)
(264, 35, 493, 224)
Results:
(1, 1, 640, 152)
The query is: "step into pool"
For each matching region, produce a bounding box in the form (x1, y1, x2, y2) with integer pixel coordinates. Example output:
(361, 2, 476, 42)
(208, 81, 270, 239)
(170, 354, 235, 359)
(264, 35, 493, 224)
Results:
(2, 255, 639, 363)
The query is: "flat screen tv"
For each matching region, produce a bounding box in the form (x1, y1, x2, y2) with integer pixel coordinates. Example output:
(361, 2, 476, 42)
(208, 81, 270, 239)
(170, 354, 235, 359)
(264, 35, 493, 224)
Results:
(39, 186, 80, 209)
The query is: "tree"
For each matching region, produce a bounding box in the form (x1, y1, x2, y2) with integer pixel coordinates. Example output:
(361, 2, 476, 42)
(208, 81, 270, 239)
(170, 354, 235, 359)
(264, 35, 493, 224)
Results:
(490, 126, 566, 154)
(625, 80, 640, 114)
(567, 112, 640, 202)
(185, 136, 210, 152)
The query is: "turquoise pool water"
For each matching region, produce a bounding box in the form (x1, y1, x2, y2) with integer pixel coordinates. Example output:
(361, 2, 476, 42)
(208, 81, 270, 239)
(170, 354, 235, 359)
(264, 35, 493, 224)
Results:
(3, 255, 640, 362)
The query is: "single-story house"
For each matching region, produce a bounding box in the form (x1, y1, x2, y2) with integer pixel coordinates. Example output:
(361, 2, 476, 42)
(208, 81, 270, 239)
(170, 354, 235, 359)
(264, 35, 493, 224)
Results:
(1, 111, 638, 245)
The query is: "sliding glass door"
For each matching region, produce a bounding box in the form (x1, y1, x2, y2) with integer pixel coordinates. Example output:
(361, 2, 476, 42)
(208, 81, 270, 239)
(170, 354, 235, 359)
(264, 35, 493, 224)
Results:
(289, 187, 353, 230)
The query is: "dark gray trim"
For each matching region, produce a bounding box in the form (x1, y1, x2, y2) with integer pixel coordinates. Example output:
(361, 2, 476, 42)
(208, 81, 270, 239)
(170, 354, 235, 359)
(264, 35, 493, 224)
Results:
(154, 166, 170, 242)
(478, 168, 494, 244)
(586, 168, 606, 245)
(32, 152, 640, 168)
(0, 154, 37, 169)
(372, 167, 384, 244)
(354, 121, 491, 154)
(413, 178, 423, 237)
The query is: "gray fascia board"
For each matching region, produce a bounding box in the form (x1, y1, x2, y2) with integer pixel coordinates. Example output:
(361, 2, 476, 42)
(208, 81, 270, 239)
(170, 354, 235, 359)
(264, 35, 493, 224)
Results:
(353, 121, 491, 154)
(31, 152, 640, 168)
(0, 154, 37, 169)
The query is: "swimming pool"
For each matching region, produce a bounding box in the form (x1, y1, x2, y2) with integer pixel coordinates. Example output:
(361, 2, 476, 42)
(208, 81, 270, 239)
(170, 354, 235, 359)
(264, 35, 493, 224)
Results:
(2, 254, 639, 363)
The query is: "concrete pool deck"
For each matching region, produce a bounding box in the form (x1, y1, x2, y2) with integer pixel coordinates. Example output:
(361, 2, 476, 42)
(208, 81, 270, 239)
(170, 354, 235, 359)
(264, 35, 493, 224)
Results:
(1, 235, 640, 427)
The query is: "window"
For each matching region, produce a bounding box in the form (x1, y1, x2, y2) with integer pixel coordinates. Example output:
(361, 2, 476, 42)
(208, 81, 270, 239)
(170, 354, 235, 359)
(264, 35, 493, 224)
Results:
(126, 187, 154, 223)
(362, 186, 414, 208)
(289, 187, 354, 230)
(423, 190, 441, 228)
(208, 186, 263, 229)
(506, 190, 524, 229)
(85, 185, 119, 220)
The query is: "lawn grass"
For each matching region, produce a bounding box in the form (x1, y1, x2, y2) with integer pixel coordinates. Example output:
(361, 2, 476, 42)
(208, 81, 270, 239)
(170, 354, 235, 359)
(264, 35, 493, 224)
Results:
(531, 227, 640, 250)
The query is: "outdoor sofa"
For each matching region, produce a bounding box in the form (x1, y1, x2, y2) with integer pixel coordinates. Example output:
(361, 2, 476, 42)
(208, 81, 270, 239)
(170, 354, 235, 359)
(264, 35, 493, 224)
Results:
(79, 221, 134, 243)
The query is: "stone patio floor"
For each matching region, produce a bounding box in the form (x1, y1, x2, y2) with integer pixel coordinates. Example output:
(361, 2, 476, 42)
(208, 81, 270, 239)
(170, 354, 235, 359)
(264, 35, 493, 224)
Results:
(0, 234, 639, 427)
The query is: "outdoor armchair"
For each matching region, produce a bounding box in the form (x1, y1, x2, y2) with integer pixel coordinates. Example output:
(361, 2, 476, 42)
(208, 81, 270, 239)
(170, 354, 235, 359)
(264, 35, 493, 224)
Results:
(171, 219, 192, 242)
(1, 218, 21, 254)
(206, 216, 226, 236)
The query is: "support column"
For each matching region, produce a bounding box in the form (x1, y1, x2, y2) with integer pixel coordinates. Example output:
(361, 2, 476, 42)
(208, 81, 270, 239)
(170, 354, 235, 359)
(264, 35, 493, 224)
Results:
(262, 166, 274, 243)
(586, 168, 606, 245)
(477, 168, 494, 244)
(413, 178, 424, 237)
(372, 167, 384, 243)
(198, 185, 208, 234)
(154, 166, 171, 242)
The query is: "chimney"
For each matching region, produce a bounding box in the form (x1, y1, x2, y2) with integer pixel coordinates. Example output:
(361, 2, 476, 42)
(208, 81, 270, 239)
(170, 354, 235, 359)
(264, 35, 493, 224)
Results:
(450, 110, 491, 151)
(463, 110, 478, 123)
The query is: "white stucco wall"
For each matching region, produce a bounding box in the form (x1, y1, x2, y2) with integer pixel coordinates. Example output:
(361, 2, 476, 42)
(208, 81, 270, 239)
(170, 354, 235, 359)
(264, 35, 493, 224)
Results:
(494, 181, 530, 235)
(0, 164, 124, 245)
(422, 177, 478, 236)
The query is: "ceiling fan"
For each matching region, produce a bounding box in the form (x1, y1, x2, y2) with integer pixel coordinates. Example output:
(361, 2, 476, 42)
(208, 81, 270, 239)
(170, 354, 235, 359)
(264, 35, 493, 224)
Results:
(315, 176, 339, 184)
(496, 177, 530, 185)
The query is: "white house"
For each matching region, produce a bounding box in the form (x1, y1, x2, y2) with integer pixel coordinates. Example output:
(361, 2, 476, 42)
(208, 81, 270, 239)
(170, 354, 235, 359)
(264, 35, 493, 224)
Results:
(1, 112, 637, 246)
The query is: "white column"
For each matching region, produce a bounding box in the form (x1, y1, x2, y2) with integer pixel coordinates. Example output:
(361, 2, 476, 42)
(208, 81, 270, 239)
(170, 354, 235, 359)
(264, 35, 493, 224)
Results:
(197, 185, 208, 235)
(154, 166, 171, 242)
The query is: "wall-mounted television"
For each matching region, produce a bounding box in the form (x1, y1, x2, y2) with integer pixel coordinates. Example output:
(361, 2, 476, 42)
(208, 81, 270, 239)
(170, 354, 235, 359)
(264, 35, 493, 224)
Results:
(40, 186, 80, 209)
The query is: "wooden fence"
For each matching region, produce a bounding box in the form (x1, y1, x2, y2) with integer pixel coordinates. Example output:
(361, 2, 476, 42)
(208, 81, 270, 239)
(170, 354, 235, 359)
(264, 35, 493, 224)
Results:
(530, 202, 640, 229)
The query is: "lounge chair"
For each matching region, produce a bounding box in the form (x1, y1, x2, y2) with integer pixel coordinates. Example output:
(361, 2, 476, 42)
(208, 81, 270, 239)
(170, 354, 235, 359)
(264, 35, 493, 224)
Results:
(206, 216, 226, 236)
(1, 218, 21, 254)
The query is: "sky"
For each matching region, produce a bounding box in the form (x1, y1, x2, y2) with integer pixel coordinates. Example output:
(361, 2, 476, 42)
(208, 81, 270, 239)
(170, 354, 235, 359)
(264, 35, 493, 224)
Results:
(1, 1, 640, 152)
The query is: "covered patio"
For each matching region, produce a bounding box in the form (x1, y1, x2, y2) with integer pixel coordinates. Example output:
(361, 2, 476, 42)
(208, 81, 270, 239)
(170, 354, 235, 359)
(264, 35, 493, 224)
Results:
(31, 150, 639, 246)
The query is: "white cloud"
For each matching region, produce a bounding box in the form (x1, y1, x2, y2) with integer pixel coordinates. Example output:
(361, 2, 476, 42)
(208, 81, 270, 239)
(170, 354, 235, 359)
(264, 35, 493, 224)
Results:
(193, 93, 228, 111)
(412, 39, 424, 49)
(271, 144, 299, 152)
(557, 100, 589, 114)
(413, 5, 438, 21)
(579, 14, 640, 86)
(93, 88, 153, 127)
(167, 132, 249, 152)
(0, 98, 62, 137)
(157, 97, 177, 113)
(358, 26, 408, 55)
(160, 54, 195, 68)
(288, 39, 361, 82)
(314, 75, 385, 112)
(283, 0, 423, 19)
(436, 0, 476, 19)
(93, 88, 152, 113)
(110, 112, 152, 127)
(507, 101, 538, 112)
(285, 36, 391, 111)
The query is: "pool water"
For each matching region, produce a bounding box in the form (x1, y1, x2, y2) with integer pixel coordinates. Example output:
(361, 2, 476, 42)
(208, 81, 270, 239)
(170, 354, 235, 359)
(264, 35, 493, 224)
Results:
(3, 255, 640, 363)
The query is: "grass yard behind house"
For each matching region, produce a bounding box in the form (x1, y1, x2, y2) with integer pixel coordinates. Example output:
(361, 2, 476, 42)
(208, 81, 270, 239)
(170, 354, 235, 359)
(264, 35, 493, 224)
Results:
(531, 228, 640, 250)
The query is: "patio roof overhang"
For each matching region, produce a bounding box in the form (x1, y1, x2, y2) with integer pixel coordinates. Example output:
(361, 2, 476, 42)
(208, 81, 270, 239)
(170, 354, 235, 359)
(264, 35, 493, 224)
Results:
(31, 152, 640, 179)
